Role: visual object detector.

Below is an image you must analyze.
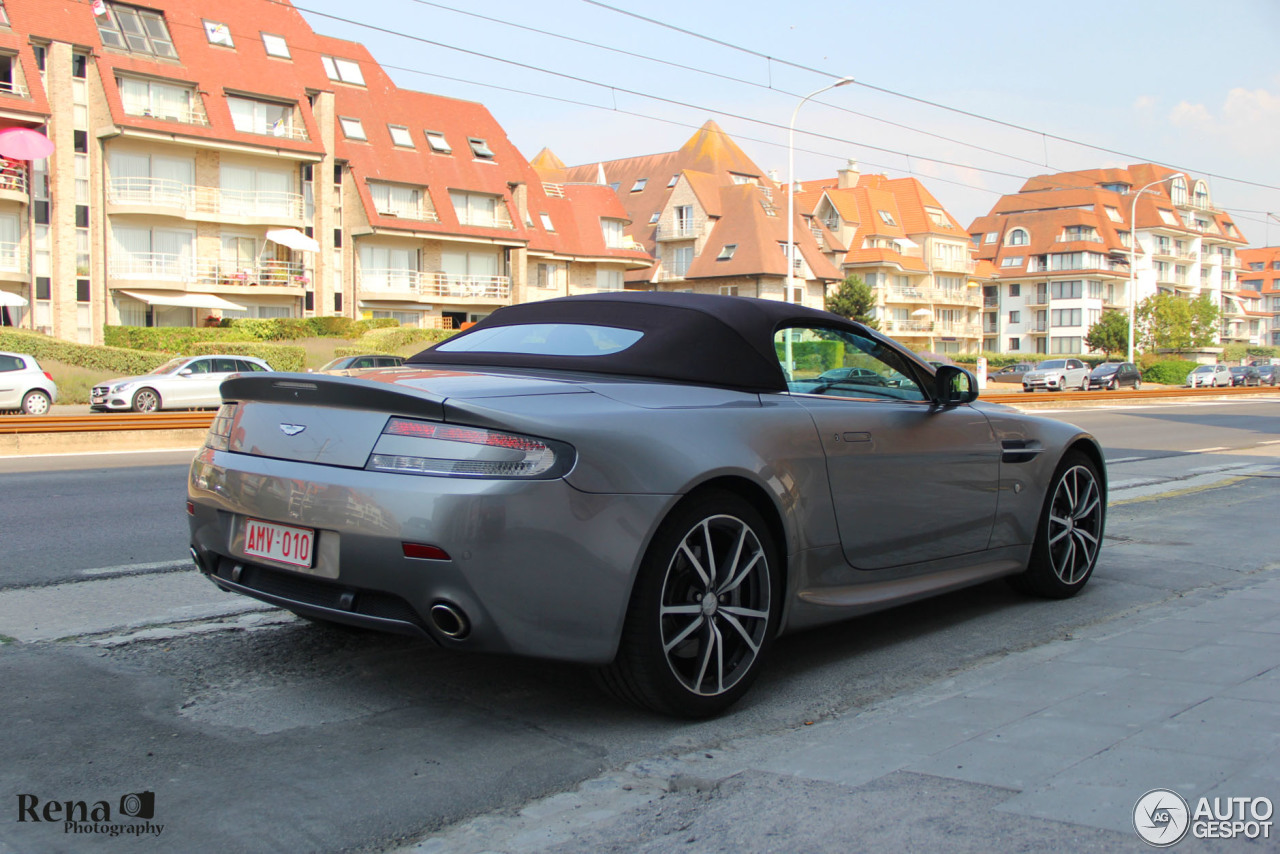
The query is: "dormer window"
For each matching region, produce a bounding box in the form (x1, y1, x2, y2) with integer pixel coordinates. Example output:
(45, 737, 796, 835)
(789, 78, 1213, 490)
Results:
(203, 21, 233, 47)
(118, 75, 201, 123)
(96, 3, 177, 58)
(321, 56, 364, 86)
(631, 178, 647, 193)
(368, 181, 433, 220)
(228, 95, 301, 139)
(540, 213, 554, 231)
(648, 212, 660, 224)
(1158, 209, 1178, 226)
(261, 33, 290, 59)
(469, 138, 494, 160)
(1007, 227, 1029, 246)
(877, 210, 896, 226)
(717, 244, 737, 260)
(424, 130, 451, 153)
(667, 175, 678, 188)
(1105, 206, 1122, 222)
(601, 218, 625, 248)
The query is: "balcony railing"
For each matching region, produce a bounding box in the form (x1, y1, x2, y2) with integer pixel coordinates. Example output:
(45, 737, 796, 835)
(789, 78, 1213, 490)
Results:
(453, 208, 514, 230)
(359, 269, 511, 300)
(230, 117, 309, 141)
(373, 202, 439, 223)
(121, 100, 209, 126)
(1026, 294, 1049, 307)
(108, 178, 304, 220)
(983, 296, 1000, 308)
(883, 320, 933, 334)
(108, 254, 308, 287)
(0, 161, 27, 195)
(931, 257, 977, 273)
(0, 78, 30, 98)
(0, 241, 24, 273)
(542, 182, 565, 198)
(655, 223, 699, 241)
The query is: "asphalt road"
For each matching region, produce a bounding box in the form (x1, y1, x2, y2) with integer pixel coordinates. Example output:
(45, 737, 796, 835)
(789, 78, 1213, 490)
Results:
(1, 400, 1278, 588)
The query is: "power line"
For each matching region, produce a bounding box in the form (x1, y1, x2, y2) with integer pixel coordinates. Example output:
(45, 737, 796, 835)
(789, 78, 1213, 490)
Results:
(579, 0, 1280, 194)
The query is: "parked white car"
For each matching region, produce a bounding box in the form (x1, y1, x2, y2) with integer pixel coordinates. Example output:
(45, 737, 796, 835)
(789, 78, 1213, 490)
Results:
(1022, 358, 1089, 392)
(1185, 364, 1232, 388)
(91, 355, 272, 412)
(0, 351, 58, 415)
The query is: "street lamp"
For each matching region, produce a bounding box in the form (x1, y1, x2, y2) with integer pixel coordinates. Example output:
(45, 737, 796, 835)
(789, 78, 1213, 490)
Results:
(786, 76, 854, 307)
(1127, 174, 1177, 363)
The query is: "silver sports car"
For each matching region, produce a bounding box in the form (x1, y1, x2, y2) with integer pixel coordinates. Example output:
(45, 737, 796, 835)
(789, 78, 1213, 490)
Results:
(188, 293, 1106, 717)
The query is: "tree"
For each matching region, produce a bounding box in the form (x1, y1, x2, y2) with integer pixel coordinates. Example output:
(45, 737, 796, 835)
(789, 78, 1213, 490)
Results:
(825, 274, 879, 329)
(1084, 309, 1129, 357)
(1135, 293, 1220, 352)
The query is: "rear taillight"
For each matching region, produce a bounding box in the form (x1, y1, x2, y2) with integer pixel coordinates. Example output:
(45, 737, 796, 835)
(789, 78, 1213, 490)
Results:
(367, 417, 572, 479)
(206, 403, 238, 451)
(43, 372, 53, 382)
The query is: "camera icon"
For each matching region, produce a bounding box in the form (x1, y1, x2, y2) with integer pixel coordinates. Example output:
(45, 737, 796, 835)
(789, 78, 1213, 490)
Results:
(119, 791, 155, 820)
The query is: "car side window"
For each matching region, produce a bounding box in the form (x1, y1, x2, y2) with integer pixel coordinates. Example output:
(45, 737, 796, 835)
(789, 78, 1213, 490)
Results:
(775, 325, 926, 402)
(213, 358, 238, 373)
(353, 357, 373, 369)
(0, 355, 21, 372)
(185, 359, 211, 374)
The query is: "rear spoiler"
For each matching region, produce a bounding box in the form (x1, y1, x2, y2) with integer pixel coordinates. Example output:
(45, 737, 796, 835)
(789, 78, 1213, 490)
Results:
(220, 373, 446, 421)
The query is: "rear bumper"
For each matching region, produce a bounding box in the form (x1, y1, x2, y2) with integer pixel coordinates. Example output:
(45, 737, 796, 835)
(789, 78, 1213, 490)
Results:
(187, 447, 675, 663)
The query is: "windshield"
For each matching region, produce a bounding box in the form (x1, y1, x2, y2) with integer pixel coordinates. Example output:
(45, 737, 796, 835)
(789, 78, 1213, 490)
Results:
(319, 357, 352, 371)
(148, 357, 191, 375)
(1038, 360, 1067, 370)
(1192, 366, 1213, 373)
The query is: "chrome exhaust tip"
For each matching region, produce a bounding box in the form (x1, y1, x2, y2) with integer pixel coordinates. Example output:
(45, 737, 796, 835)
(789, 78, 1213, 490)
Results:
(429, 601, 470, 639)
(189, 546, 205, 573)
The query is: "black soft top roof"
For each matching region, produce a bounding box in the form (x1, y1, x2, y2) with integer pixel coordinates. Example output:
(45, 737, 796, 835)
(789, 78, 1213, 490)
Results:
(407, 292, 865, 392)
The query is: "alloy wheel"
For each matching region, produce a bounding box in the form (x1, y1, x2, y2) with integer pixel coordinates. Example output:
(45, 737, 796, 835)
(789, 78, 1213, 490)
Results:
(658, 513, 771, 698)
(1045, 464, 1102, 585)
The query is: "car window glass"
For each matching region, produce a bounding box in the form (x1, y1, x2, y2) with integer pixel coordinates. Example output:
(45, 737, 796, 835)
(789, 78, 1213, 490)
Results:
(185, 359, 211, 374)
(213, 358, 238, 373)
(436, 323, 643, 356)
(0, 354, 21, 372)
(775, 325, 925, 402)
(353, 358, 373, 369)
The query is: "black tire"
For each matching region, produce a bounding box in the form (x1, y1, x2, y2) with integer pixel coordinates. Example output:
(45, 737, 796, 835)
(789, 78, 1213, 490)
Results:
(1134, 378, 1142, 391)
(20, 390, 50, 416)
(1108, 378, 1117, 391)
(1008, 451, 1104, 599)
(1080, 376, 1089, 391)
(596, 490, 780, 718)
(132, 387, 161, 413)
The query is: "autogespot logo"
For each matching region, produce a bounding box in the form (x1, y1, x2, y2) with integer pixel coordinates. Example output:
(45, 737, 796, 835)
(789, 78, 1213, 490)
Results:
(1134, 789, 1190, 847)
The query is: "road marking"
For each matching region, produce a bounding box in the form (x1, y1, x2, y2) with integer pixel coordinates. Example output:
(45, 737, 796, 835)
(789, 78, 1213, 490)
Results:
(0, 446, 200, 460)
(1262, 440, 1280, 446)
(1186, 447, 1229, 453)
(1106, 457, 1145, 465)
(80, 560, 191, 577)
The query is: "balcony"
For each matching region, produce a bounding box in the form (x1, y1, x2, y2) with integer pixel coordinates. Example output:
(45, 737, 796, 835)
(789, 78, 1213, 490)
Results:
(0, 240, 26, 278)
(983, 296, 1000, 308)
(1025, 294, 1049, 307)
(121, 101, 209, 127)
(108, 254, 308, 289)
(0, 78, 29, 99)
(230, 117, 309, 141)
(453, 208, 514, 230)
(931, 257, 976, 274)
(0, 160, 27, 202)
(358, 269, 511, 301)
(372, 201, 439, 223)
(108, 178, 304, 224)
(654, 223, 700, 241)
(883, 320, 933, 334)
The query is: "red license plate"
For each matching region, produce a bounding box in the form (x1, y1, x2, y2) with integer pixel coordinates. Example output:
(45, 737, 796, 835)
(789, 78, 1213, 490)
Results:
(243, 518, 315, 569)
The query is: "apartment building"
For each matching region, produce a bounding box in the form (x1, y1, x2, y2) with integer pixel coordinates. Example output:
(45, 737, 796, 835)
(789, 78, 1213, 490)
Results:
(794, 161, 985, 355)
(545, 120, 840, 305)
(0, 0, 648, 342)
(969, 164, 1248, 355)
(1237, 246, 1279, 347)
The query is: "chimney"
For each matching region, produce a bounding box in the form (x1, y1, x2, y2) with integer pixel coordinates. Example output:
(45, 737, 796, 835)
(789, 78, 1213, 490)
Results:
(837, 159, 861, 190)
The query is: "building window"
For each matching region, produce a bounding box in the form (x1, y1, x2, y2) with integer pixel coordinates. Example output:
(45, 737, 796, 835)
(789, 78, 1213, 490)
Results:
(1009, 283, 1021, 297)
(720, 285, 740, 297)
(228, 95, 298, 138)
(387, 124, 413, 147)
(1001, 256, 1023, 267)
(118, 76, 199, 123)
(534, 262, 563, 289)
(647, 212, 659, 224)
(601, 218, 625, 248)
(320, 56, 364, 85)
(424, 130, 451, 153)
(540, 213, 554, 232)
(338, 116, 366, 140)
(1008, 310, 1020, 324)
(1051, 280, 1083, 300)
(0, 53, 24, 96)
(1051, 336, 1082, 354)
(668, 245, 693, 278)
(203, 21, 233, 47)
(368, 181, 428, 220)
(468, 138, 495, 160)
(597, 268, 623, 291)
(674, 205, 693, 235)
(1051, 308, 1082, 327)
(1104, 206, 1122, 222)
(1158, 209, 1178, 226)
(450, 191, 510, 229)
(717, 244, 736, 261)
(667, 174, 678, 188)
(877, 209, 896, 226)
(1007, 228, 1029, 246)
(96, 3, 177, 58)
(631, 178, 647, 193)
(984, 232, 997, 244)
(261, 33, 290, 59)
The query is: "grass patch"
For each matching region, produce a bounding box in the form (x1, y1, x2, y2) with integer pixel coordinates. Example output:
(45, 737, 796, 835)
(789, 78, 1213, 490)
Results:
(42, 358, 119, 405)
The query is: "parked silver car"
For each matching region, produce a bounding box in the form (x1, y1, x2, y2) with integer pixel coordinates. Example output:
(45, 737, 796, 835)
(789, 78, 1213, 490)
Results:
(92, 355, 272, 412)
(0, 351, 57, 415)
(1185, 364, 1232, 388)
(315, 354, 405, 376)
(1022, 358, 1090, 392)
(188, 294, 1106, 717)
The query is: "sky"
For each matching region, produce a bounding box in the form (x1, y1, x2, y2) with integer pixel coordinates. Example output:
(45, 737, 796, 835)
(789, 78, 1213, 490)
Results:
(293, 0, 1280, 244)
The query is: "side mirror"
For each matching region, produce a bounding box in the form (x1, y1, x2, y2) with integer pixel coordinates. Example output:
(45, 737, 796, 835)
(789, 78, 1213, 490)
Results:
(178, 369, 193, 377)
(932, 365, 979, 406)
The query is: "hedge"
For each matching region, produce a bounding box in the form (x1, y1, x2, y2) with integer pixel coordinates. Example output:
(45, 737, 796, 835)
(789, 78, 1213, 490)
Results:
(1142, 360, 1197, 385)
(954, 352, 1115, 369)
(355, 327, 457, 355)
(104, 325, 255, 352)
(0, 330, 171, 374)
(1221, 344, 1280, 363)
(188, 341, 306, 373)
(222, 316, 403, 341)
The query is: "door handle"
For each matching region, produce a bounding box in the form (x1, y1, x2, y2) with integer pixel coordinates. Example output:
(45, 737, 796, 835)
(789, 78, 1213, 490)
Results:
(835, 432, 871, 443)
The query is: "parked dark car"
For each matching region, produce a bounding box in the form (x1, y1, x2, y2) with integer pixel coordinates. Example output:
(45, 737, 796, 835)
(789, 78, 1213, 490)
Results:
(1256, 365, 1277, 386)
(1229, 365, 1262, 387)
(1087, 362, 1142, 391)
(188, 293, 1106, 718)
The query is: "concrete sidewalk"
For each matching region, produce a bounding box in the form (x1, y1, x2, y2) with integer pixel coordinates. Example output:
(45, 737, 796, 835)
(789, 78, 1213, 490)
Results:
(403, 568, 1280, 853)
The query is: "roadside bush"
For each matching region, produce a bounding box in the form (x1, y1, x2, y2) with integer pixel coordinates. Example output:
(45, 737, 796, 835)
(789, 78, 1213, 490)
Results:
(188, 341, 306, 372)
(223, 317, 405, 341)
(357, 327, 456, 355)
(1222, 343, 1280, 363)
(1143, 359, 1197, 385)
(0, 329, 171, 374)
(103, 325, 256, 351)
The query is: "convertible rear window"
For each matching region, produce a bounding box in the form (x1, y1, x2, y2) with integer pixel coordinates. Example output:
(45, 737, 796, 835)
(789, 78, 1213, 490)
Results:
(434, 323, 643, 357)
